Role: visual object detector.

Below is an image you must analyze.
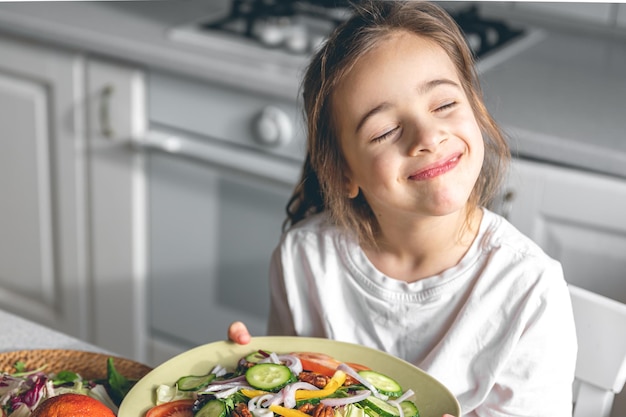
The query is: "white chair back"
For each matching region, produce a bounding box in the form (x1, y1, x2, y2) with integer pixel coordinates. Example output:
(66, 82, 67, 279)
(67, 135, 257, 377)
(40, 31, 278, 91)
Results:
(570, 284, 626, 417)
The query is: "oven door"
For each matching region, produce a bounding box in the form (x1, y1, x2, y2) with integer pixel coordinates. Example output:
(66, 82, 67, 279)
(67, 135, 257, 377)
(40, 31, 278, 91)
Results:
(136, 128, 301, 365)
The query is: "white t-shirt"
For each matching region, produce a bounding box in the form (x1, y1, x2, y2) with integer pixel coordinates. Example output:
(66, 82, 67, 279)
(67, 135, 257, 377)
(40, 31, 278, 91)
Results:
(266, 209, 577, 417)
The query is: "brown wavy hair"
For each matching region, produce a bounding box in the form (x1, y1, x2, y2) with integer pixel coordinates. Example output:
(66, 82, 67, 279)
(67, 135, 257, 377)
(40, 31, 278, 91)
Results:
(285, 0, 510, 247)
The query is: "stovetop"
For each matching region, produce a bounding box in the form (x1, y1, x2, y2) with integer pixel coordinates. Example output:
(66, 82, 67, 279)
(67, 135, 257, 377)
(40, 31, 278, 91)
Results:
(199, 0, 524, 59)
(169, 1, 544, 74)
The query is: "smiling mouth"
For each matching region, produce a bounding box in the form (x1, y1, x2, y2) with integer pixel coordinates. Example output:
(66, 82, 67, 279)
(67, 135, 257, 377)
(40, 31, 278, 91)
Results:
(409, 154, 461, 181)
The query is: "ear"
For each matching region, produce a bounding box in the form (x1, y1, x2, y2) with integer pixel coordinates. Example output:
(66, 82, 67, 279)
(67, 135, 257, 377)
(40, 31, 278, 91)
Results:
(346, 178, 359, 199)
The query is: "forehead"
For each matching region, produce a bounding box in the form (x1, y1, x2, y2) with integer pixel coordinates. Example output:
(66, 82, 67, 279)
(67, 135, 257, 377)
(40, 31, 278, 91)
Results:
(333, 31, 460, 106)
(332, 31, 461, 127)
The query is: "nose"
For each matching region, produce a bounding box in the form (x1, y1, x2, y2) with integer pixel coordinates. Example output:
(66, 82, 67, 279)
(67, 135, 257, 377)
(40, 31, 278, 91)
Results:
(406, 120, 446, 155)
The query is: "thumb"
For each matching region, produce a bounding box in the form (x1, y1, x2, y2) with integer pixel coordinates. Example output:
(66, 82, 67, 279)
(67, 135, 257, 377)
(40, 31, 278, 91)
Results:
(228, 321, 251, 345)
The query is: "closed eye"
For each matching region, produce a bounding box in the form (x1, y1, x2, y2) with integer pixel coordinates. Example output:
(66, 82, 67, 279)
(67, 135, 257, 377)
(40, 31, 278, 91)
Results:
(435, 101, 457, 112)
(372, 126, 400, 143)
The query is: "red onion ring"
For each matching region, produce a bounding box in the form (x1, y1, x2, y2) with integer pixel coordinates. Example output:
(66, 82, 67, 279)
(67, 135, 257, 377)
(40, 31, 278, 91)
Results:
(258, 354, 303, 376)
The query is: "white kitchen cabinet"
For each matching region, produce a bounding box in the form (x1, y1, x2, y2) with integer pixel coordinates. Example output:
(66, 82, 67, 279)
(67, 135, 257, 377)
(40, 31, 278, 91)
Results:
(0, 35, 89, 340)
(0, 33, 147, 362)
(495, 159, 626, 304)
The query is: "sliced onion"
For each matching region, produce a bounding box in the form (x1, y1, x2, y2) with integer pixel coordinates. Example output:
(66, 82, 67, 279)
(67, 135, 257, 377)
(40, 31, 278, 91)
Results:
(277, 354, 303, 375)
(337, 364, 388, 401)
(210, 364, 227, 377)
(214, 386, 240, 398)
(269, 352, 281, 364)
(258, 354, 303, 376)
(394, 402, 404, 417)
(202, 381, 251, 392)
(281, 382, 319, 409)
(388, 388, 414, 405)
(388, 389, 414, 417)
(252, 409, 274, 417)
(321, 390, 371, 407)
(249, 393, 275, 411)
(260, 393, 283, 407)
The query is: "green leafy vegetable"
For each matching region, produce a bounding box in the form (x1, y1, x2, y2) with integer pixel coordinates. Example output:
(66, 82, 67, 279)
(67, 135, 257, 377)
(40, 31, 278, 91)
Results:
(13, 361, 27, 373)
(107, 357, 135, 406)
(52, 370, 80, 386)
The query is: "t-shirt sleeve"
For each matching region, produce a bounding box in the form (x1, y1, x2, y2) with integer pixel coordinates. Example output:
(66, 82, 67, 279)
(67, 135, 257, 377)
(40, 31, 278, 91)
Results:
(474, 261, 577, 417)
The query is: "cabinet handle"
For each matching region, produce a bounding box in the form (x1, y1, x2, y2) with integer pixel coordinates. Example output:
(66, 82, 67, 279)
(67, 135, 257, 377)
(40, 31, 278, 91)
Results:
(133, 129, 301, 186)
(99, 84, 114, 138)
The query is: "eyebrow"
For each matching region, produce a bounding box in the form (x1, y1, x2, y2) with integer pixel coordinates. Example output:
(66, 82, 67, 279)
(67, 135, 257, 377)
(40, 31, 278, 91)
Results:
(354, 78, 461, 134)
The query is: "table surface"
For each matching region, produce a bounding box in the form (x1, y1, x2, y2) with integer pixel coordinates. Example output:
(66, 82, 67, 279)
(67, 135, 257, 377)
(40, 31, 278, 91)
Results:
(0, 309, 106, 353)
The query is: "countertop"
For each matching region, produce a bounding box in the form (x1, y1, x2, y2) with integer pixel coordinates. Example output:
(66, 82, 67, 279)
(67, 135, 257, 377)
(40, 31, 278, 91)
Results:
(0, 1, 624, 178)
(0, 309, 106, 353)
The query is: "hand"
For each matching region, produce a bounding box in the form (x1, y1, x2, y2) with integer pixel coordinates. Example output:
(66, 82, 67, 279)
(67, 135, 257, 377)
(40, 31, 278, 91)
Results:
(228, 321, 251, 344)
(443, 414, 456, 417)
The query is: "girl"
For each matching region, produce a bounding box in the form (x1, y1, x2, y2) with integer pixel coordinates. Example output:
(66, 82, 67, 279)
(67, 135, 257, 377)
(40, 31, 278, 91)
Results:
(229, 1, 576, 416)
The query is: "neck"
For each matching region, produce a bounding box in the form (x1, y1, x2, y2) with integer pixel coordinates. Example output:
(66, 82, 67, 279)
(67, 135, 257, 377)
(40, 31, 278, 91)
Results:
(364, 207, 482, 283)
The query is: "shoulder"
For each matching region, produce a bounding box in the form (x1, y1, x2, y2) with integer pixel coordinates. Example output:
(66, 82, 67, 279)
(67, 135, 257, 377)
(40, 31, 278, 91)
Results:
(480, 209, 559, 266)
(280, 212, 344, 244)
(276, 212, 351, 257)
(476, 209, 566, 297)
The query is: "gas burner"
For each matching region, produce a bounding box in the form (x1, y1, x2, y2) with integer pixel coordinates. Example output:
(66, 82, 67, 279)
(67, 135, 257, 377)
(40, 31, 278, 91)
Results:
(201, 0, 351, 54)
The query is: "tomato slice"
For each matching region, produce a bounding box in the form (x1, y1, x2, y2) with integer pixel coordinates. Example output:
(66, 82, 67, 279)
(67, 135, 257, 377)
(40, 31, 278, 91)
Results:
(145, 399, 194, 417)
(292, 352, 370, 378)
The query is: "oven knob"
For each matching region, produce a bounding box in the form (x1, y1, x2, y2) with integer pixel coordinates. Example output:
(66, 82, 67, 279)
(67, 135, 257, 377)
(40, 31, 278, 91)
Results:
(254, 106, 293, 147)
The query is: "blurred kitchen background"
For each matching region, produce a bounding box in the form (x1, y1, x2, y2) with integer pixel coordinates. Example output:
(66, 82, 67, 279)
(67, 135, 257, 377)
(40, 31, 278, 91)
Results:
(1, 0, 625, 413)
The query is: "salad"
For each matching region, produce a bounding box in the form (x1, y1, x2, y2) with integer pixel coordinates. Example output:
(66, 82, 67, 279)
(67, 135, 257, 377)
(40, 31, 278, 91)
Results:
(0, 358, 136, 417)
(146, 351, 419, 417)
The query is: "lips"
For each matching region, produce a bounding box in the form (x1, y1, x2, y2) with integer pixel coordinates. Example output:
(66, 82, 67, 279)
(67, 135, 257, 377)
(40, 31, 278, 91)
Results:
(409, 153, 462, 181)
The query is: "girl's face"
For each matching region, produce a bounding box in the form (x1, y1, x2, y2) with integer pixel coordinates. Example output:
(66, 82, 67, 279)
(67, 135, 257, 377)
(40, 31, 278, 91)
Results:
(333, 31, 484, 222)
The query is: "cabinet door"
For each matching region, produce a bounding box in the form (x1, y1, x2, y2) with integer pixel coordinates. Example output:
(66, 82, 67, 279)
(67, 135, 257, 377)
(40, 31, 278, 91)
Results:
(86, 58, 148, 362)
(500, 159, 626, 304)
(0, 35, 88, 337)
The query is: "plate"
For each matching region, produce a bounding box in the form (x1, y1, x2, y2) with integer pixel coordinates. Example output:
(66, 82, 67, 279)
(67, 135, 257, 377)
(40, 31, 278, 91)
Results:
(0, 349, 152, 381)
(119, 337, 461, 417)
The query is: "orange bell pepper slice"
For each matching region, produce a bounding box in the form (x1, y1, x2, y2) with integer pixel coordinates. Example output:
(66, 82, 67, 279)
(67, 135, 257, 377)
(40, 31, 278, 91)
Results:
(295, 370, 346, 400)
(269, 405, 311, 417)
(240, 388, 270, 398)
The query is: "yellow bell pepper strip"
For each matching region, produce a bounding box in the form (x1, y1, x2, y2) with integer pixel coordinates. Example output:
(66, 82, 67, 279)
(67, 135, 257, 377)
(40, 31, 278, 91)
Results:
(269, 405, 311, 417)
(295, 370, 347, 400)
(241, 388, 270, 398)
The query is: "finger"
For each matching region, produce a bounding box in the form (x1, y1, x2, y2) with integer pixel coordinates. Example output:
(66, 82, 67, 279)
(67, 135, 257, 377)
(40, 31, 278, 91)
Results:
(228, 321, 251, 345)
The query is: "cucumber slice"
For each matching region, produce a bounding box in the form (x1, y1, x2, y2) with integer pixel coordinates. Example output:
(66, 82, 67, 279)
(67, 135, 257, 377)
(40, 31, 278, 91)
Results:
(245, 351, 267, 363)
(400, 401, 419, 417)
(358, 370, 403, 397)
(176, 373, 216, 391)
(362, 396, 400, 417)
(245, 363, 296, 392)
(195, 399, 226, 417)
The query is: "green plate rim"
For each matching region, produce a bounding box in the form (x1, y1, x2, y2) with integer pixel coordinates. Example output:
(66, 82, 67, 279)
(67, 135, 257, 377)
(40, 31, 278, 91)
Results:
(119, 336, 460, 417)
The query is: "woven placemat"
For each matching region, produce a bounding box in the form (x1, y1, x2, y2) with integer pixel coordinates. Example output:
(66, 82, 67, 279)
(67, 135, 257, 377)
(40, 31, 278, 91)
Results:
(0, 349, 152, 381)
